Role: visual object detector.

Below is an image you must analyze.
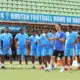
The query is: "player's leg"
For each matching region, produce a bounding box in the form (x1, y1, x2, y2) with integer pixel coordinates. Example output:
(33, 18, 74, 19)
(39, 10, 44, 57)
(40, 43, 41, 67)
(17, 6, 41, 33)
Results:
(76, 49, 80, 70)
(24, 56, 28, 65)
(0, 55, 5, 68)
(46, 50, 57, 71)
(24, 55, 28, 69)
(47, 55, 51, 64)
(69, 48, 74, 70)
(32, 56, 35, 68)
(64, 56, 68, 70)
(30, 49, 36, 68)
(49, 48, 54, 67)
(60, 51, 65, 72)
(23, 48, 28, 65)
(0, 55, 1, 62)
(37, 48, 43, 68)
(64, 48, 69, 70)
(54, 56, 57, 68)
(77, 56, 80, 70)
(0, 49, 6, 69)
(41, 47, 47, 69)
(39, 56, 42, 66)
(46, 49, 52, 64)
(8, 48, 13, 68)
(17, 48, 22, 68)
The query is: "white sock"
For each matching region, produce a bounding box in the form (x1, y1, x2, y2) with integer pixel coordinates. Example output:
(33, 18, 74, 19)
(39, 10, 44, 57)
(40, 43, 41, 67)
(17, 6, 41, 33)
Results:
(40, 64, 42, 67)
(1, 63, 4, 67)
(26, 64, 29, 68)
(65, 65, 68, 68)
(43, 64, 46, 68)
(10, 64, 13, 67)
(69, 66, 72, 68)
(78, 63, 80, 67)
(61, 66, 64, 69)
(49, 64, 51, 68)
(19, 64, 22, 67)
(33, 64, 35, 67)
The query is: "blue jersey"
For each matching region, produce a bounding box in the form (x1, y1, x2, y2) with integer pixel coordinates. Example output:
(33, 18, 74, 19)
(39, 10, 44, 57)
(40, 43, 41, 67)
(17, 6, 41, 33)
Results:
(1, 33, 12, 48)
(65, 32, 78, 48)
(54, 31, 65, 51)
(29, 35, 38, 50)
(0, 35, 2, 49)
(76, 42, 80, 49)
(40, 33, 47, 46)
(37, 35, 42, 49)
(46, 32, 53, 48)
(15, 33, 29, 49)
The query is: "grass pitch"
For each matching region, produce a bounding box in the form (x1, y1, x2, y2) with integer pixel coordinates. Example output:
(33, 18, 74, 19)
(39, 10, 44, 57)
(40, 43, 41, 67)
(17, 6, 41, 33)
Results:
(0, 61, 80, 80)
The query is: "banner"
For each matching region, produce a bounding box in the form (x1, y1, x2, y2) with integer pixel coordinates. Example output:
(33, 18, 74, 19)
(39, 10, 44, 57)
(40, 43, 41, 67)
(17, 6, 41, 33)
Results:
(0, 11, 80, 24)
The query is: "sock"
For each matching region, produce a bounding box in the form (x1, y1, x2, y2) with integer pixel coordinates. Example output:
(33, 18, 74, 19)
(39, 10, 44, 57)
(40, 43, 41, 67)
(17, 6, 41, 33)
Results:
(69, 66, 72, 68)
(43, 64, 46, 68)
(26, 64, 29, 69)
(65, 65, 68, 68)
(33, 64, 35, 67)
(61, 66, 64, 69)
(19, 64, 22, 67)
(40, 64, 42, 67)
(49, 64, 51, 68)
(78, 63, 80, 67)
(10, 64, 13, 67)
(1, 63, 4, 67)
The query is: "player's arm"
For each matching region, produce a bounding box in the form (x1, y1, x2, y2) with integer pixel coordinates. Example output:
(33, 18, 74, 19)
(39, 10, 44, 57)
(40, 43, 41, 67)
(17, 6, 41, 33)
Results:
(39, 39, 45, 47)
(46, 34, 56, 41)
(26, 39, 29, 48)
(26, 39, 30, 56)
(73, 39, 77, 46)
(56, 33, 65, 43)
(56, 38, 65, 43)
(50, 41, 54, 48)
(1, 40, 3, 49)
(8, 35, 13, 49)
(8, 38, 13, 48)
(14, 39, 18, 49)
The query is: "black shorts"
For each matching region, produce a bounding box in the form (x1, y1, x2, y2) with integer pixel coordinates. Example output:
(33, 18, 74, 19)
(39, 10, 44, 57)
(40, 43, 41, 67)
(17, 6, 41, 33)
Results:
(53, 50, 64, 58)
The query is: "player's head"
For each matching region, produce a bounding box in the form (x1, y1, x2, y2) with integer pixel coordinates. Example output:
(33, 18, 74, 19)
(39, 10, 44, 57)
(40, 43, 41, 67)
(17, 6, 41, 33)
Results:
(67, 25, 73, 32)
(37, 30, 41, 36)
(5, 27, 9, 33)
(51, 29, 56, 34)
(55, 24, 62, 31)
(32, 30, 36, 36)
(78, 29, 80, 35)
(42, 26, 48, 33)
(20, 28, 24, 34)
(77, 34, 80, 42)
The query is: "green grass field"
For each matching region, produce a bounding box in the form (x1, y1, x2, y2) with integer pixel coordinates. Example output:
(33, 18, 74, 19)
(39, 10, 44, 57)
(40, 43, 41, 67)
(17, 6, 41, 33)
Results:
(0, 61, 80, 80)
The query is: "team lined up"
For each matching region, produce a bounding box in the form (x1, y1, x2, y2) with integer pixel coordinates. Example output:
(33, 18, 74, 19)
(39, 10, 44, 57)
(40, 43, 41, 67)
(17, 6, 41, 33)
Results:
(0, 24, 80, 72)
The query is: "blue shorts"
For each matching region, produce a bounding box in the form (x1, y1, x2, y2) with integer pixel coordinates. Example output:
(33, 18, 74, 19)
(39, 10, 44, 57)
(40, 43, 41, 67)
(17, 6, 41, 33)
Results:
(41, 47, 47, 56)
(37, 47, 42, 57)
(64, 48, 74, 57)
(0, 48, 12, 56)
(30, 49, 36, 56)
(17, 48, 27, 56)
(46, 48, 53, 56)
(76, 49, 80, 56)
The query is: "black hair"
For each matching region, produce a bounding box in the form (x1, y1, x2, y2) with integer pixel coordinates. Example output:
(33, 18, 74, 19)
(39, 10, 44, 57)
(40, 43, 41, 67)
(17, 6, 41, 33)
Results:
(5, 27, 9, 29)
(68, 25, 73, 29)
(20, 28, 23, 31)
(57, 24, 62, 27)
(32, 30, 36, 32)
